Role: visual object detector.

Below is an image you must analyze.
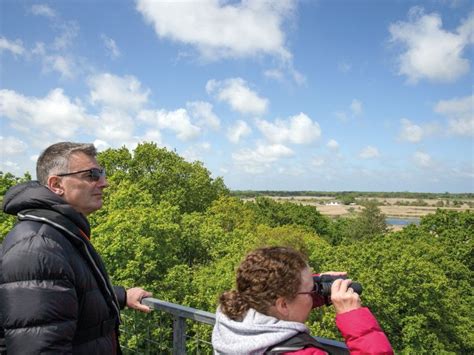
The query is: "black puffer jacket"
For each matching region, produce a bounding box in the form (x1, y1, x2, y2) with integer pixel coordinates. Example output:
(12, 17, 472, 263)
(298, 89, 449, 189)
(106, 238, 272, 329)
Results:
(0, 181, 126, 354)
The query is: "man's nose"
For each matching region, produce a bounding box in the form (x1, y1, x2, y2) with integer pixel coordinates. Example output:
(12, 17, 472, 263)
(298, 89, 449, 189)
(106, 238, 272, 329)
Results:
(97, 176, 109, 188)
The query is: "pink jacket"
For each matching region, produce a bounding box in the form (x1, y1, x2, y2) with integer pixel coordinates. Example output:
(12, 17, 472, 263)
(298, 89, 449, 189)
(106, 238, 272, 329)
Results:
(283, 307, 393, 355)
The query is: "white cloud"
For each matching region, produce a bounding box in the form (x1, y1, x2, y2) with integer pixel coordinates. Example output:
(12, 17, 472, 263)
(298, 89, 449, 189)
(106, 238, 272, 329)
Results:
(26, 41, 76, 79)
(27, 7, 82, 78)
(256, 113, 321, 144)
(264, 69, 285, 81)
(359, 145, 380, 159)
(206, 78, 268, 115)
(0, 37, 25, 56)
(44, 54, 75, 79)
(227, 120, 252, 143)
(399, 118, 424, 142)
(277, 165, 306, 177)
(289, 66, 306, 86)
(101, 34, 121, 59)
(334, 99, 363, 123)
(140, 130, 163, 145)
(350, 99, 363, 116)
(458, 11, 474, 43)
(53, 21, 79, 51)
(136, 0, 294, 61)
(413, 151, 433, 168)
(334, 111, 348, 122)
(93, 139, 110, 152)
(95, 109, 135, 142)
(0, 160, 21, 173)
(139, 108, 201, 141)
(232, 142, 294, 174)
(0, 136, 28, 155)
(327, 139, 339, 150)
(434, 95, 474, 136)
(88, 73, 149, 112)
(182, 142, 212, 162)
(30, 41, 79, 79)
(389, 7, 473, 83)
(263, 62, 306, 85)
(312, 157, 325, 167)
(31, 4, 56, 18)
(32, 42, 46, 56)
(0, 88, 89, 139)
(187, 101, 220, 130)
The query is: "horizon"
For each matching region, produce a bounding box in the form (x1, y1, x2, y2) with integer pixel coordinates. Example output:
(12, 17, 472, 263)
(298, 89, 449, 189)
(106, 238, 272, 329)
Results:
(1, 0, 473, 193)
(229, 189, 473, 195)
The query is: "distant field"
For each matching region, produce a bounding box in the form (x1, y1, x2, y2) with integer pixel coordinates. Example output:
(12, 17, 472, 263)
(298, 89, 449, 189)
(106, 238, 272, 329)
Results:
(242, 195, 473, 219)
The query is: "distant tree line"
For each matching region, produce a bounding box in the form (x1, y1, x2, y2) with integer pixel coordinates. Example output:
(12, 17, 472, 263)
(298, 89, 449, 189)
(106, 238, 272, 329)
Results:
(1, 143, 472, 354)
(232, 189, 474, 201)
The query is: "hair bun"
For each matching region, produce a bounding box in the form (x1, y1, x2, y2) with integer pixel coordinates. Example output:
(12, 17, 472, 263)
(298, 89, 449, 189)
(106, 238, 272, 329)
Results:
(219, 290, 249, 321)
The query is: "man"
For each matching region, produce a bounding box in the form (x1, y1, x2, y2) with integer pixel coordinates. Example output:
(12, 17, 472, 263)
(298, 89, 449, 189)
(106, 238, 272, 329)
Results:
(0, 142, 152, 354)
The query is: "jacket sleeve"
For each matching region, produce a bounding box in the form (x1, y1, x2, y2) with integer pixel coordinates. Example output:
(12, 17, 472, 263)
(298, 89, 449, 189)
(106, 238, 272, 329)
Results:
(0, 228, 78, 354)
(114, 286, 127, 309)
(335, 307, 393, 355)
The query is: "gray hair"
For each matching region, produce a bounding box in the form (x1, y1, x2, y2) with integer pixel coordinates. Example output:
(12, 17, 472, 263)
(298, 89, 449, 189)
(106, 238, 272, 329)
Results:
(36, 142, 97, 185)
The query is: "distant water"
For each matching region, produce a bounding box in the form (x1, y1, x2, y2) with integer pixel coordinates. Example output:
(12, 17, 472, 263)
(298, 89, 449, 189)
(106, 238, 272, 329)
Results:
(386, 217, 420, 226)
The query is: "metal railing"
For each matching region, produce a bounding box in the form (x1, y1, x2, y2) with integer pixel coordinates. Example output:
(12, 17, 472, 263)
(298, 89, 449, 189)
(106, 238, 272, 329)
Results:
(120, 297, 348, 354)
(142, 298, 215, 354)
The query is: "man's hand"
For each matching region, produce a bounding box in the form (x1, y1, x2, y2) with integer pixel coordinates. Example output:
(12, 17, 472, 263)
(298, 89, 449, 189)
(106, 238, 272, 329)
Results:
(126, 287, 153, 313)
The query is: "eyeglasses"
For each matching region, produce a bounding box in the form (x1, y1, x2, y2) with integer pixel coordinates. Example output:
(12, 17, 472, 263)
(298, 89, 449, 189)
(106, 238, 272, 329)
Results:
(56, 168, 106, 181)
(297, 289, 318, 296)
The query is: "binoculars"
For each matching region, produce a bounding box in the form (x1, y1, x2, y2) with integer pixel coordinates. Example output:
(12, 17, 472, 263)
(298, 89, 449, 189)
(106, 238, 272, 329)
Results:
(313, 275, 363, 297)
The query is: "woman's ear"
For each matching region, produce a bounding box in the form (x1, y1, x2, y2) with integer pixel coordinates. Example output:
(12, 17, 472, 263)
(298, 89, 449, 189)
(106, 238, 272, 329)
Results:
(47, 175, 64, 196)
(274, 296, 290, 320)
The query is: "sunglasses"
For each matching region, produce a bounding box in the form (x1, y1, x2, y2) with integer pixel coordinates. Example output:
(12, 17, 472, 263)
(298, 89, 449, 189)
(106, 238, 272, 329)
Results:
(57, 168, 106, 181)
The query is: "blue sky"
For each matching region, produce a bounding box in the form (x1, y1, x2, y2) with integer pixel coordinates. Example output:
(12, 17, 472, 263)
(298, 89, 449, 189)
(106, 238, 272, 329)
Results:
(1, 0, 473, 193)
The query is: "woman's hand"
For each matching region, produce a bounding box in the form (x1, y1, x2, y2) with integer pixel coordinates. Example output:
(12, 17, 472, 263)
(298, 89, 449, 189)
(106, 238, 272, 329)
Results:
(330, 278, 361, 314)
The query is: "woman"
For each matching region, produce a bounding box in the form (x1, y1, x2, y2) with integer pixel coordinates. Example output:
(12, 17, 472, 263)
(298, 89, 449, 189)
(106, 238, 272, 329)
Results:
(212, 246, 393, 354)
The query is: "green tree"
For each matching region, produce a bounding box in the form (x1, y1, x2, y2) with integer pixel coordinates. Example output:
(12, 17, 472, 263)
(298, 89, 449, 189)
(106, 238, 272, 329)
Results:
(336, 192, 356, 205)
(250, 196, 331, 238)
(0, 171, 32, 241)
(344, 200, 388, 241)
(97, 142, 229, 214)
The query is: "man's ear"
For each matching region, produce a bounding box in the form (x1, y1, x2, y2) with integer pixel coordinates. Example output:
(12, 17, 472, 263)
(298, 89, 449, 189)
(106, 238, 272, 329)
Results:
(47, 175, 64, 196)
(274, 296, 290, 320)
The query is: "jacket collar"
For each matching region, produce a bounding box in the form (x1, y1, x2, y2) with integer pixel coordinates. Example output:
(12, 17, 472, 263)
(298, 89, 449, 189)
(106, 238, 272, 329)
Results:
(3, 180, 91, 237)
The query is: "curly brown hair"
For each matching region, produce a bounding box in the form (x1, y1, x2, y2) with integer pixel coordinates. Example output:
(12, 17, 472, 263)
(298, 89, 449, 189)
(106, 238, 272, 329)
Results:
(219, 246, 308, 321)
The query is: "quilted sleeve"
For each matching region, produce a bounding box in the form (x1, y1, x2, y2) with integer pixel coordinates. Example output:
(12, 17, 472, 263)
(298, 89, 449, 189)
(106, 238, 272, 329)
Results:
(335, 307, 393, 355)
(0, 226, 78, 354)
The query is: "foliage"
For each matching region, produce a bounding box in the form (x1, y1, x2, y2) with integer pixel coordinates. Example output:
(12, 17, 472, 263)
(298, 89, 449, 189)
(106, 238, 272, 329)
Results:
(341, 200, 388, 242)
(97, 142, 229, 214)
(336, 192, 356, 205)
(0, 171, 32, 196)
(0, 171, 32, 242)
(249, 196, 331, 239)
(1, 149, 473, 353)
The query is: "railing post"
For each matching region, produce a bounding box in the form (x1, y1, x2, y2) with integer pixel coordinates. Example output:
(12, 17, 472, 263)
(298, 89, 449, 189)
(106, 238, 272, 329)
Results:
(173, 315, 186, 355)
